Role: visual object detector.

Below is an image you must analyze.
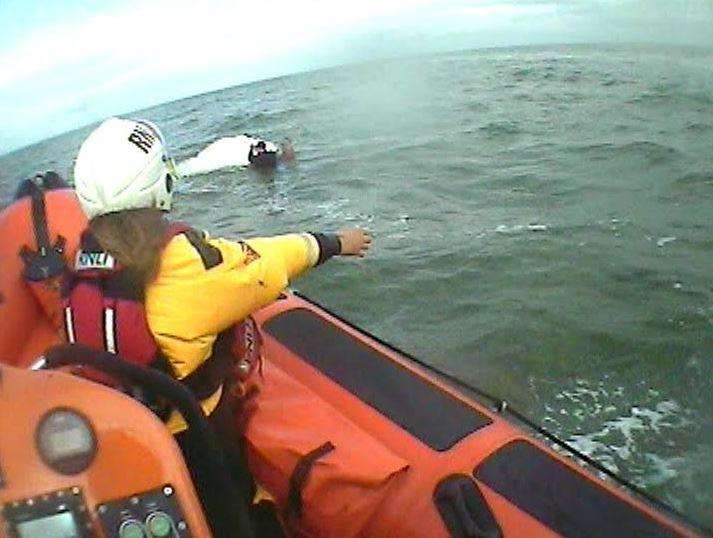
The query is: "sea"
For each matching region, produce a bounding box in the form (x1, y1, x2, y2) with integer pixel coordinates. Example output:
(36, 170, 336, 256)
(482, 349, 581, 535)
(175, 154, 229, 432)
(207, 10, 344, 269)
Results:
(1, 44, 712, 528)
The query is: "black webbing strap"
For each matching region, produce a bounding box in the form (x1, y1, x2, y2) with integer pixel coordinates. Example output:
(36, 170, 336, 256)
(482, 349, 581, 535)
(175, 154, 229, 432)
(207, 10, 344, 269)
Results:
(19, 180, 67, 282)
(434, 474, 502, 538)
(286, 441, 335, 520)
(30, 181, 51, 249)
(180, 328, 236, 400)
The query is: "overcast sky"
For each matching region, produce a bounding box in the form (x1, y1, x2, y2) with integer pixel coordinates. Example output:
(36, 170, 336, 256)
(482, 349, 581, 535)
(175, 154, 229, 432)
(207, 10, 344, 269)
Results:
(1, 0, 712, 154)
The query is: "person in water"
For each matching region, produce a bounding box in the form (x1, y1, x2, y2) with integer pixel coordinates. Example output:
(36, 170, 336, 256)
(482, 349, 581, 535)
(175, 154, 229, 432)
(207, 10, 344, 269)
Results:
(177, 134, 294, 176)
(248, 140, 275, 168)
(66, 117, 372, 531)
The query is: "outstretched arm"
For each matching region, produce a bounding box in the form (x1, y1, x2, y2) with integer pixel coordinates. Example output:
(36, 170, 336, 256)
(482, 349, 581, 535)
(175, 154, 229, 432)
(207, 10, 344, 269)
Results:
(146, 228, 373, 370)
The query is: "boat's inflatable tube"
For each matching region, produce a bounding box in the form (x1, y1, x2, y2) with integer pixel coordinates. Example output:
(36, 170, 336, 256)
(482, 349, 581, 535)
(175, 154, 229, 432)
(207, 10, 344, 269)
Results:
(0, 188, 85, 366)
(245, 294, 703, 538)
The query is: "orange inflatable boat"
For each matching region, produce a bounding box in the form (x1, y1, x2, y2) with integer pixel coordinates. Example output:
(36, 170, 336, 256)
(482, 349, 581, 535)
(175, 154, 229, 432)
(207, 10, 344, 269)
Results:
(0, 183, 709, 537)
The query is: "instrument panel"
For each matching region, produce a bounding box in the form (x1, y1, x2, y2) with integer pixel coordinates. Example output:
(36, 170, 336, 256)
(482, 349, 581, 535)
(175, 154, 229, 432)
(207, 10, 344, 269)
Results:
(0, 366, 211, 538)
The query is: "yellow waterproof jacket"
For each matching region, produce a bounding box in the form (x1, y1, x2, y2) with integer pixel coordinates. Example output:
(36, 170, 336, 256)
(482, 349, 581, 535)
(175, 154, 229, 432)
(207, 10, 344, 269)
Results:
(146, 231, 319, 432)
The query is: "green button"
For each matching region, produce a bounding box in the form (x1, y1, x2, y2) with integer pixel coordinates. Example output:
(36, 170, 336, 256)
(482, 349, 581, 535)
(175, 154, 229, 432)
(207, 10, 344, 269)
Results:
(119, 520, 145, 538)
(147, 512, 173, 537)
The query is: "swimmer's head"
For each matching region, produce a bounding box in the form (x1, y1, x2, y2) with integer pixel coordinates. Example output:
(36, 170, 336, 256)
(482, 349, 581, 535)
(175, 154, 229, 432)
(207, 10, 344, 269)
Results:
(248, 140, 277, 168)
(250, 151, 278, 169)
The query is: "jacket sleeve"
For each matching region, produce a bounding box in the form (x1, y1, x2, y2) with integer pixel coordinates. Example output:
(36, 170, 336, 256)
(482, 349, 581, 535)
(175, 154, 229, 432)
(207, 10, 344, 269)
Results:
(145, 232, 319, 379)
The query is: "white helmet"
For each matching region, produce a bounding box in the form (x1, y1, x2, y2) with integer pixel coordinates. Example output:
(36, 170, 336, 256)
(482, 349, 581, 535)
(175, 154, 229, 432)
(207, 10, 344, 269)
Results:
(73, 117, 179, 219)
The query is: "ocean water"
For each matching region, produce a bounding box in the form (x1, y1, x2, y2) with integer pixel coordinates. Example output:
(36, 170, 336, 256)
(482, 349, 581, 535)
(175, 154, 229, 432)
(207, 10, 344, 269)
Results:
(1, 44, 712, 527)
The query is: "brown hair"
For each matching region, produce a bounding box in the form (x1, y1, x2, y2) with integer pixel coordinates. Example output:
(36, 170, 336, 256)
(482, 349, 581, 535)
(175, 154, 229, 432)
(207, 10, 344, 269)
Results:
(89, 208, 169, 292)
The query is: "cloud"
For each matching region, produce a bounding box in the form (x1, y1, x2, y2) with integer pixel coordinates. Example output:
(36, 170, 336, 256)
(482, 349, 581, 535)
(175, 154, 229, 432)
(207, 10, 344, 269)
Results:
(0, 0, 444, 88)
(1, 0, 450, 152)
(1, 0, 712, 153)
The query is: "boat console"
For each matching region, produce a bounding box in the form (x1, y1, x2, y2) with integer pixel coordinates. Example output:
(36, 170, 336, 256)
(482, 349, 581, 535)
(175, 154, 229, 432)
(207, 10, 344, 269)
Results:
(0, 365, 211, 538)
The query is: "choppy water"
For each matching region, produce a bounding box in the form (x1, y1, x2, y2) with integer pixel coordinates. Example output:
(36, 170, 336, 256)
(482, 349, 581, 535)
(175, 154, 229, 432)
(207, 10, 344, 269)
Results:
(2, 44, 712, 527)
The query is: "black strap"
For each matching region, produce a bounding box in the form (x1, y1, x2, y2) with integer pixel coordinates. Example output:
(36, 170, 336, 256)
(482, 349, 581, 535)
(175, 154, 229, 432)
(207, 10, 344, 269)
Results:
(138, 355, 173, 420)
(434, 475, 502, 538)
(182, 228, 223, 269)
(180, 328, 236, 400)
(286, 441, 335, 520)
(19, 181, 67, 282)
(30, 182, 51, 248)
(13, 171, 68, 201)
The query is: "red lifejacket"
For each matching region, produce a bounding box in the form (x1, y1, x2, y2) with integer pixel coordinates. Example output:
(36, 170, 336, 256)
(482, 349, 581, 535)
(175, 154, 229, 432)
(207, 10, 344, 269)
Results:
(60, 225, 261, 402)
(61, 227, 186, 367)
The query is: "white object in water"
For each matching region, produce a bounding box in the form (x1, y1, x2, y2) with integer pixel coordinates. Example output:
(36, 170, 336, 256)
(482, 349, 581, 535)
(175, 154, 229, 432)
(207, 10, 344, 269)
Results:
(177, 135, 279, 176)
(527, 224, 548, 232)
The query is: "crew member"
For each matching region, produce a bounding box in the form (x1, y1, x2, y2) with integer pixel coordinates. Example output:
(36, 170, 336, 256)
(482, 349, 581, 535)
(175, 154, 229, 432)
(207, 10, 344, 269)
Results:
(65, 117, 372, 533)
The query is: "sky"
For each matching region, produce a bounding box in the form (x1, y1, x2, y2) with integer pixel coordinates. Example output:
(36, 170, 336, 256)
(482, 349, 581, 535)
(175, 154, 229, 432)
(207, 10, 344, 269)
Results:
(1, 0, 712, 154)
